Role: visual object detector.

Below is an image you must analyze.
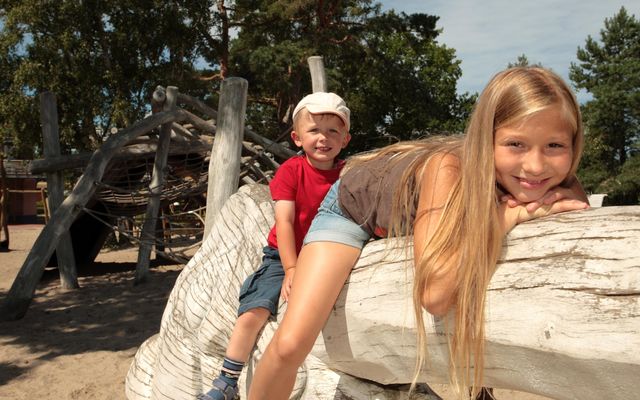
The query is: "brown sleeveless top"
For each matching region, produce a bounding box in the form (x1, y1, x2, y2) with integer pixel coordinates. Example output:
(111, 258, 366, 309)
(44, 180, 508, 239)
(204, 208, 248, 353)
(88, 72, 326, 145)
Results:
(338, 152, 421, 238)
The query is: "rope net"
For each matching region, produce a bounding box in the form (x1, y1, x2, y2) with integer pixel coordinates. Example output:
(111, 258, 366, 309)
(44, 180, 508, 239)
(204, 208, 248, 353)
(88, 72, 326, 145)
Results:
(79, 150, 210, 263)
(95, 152, 209, 216)
(76, 133, 277, 264)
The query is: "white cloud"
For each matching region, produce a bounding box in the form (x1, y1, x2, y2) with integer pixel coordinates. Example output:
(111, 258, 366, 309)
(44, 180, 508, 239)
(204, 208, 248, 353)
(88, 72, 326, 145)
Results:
(380, 0, 640, 102)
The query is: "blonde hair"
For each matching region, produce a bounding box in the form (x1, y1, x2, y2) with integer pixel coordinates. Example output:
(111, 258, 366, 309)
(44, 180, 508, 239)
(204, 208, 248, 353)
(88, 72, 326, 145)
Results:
(346, 67, 583, 398)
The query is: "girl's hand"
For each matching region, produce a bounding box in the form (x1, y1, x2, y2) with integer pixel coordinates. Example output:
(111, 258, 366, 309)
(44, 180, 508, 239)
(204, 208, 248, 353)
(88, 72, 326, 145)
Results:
(280, 268, 295, 302)
(499, 197, 589, 234)
(501, 187, 589, 212)
(500, 175, 590, 213)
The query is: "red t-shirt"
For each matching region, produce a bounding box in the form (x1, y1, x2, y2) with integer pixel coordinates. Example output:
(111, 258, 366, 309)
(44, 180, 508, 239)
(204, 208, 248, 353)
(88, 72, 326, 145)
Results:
(267, 155, 344, 254)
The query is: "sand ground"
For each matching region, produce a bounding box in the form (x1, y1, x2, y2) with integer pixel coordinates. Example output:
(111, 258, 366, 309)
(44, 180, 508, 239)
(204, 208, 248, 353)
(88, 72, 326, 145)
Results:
(0, 224, 550, 400)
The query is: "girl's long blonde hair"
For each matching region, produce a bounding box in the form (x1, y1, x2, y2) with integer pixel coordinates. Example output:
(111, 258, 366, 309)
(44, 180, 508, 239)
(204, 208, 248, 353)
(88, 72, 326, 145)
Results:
(345, 67, 583, 398)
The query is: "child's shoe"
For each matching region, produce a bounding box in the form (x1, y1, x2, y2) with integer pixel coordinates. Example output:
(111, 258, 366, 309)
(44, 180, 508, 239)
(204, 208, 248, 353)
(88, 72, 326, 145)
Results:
(197, 377, 239, 400)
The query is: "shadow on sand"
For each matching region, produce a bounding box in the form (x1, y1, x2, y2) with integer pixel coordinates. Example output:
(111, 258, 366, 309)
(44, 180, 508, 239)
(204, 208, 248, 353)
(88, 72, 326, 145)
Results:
(0, 259, 182, 387)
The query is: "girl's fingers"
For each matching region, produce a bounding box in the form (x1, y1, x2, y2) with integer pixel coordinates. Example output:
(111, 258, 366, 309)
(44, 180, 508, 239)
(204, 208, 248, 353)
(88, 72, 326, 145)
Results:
(517, 198, 588, 224)
(500, 194, 521, 208)
(525, 201, 542, 212)
(542, 190, 566, 205)
(535, 199, 588, 218)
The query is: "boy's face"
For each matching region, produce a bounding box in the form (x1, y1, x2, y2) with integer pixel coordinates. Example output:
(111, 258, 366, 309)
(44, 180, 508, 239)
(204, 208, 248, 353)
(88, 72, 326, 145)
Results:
(292, 109, 350, 170)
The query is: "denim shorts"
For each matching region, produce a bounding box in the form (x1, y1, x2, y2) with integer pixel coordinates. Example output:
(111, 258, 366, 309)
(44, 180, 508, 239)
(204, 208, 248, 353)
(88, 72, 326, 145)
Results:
(238, 246, 284, 317)
(303, 180, 371, 249)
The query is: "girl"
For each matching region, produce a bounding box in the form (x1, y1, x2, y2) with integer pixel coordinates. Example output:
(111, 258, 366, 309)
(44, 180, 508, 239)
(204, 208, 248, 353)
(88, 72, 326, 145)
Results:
(247, 67, 589, 400)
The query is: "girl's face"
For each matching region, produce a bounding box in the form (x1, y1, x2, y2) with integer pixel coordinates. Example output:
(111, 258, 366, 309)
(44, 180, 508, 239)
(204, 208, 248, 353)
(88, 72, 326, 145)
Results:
(494, 107, 574, 203)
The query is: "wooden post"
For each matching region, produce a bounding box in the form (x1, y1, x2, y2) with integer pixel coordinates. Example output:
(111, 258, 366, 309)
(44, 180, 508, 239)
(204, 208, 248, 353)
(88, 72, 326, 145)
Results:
(308, 56, 327, 92)
(0, 110, 180, 320)
(135, 86, 178, 284)
(40, 92, 79, 289)
(203, 77, 248, 239)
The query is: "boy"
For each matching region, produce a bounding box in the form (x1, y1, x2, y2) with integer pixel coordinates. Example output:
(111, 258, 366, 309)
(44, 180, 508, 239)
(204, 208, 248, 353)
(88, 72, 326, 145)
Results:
(199, 92, 351, 400)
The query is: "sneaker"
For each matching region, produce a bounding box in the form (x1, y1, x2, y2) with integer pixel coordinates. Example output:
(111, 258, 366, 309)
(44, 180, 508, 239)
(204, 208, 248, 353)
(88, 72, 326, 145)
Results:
(197, 378, 239, 400)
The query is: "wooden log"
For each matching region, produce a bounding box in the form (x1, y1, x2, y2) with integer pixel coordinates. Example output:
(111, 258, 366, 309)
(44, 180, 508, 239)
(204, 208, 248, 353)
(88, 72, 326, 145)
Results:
(308, 56, 328, 92)
(40, 92, 78, 289)
(30, 138, 212, 174)
(203, 78, 248, 239)
(176, 92, 296, 160)
(126, 184, 640, 400)
(0, 110, 182, 320)
(135, 86, 178, 283)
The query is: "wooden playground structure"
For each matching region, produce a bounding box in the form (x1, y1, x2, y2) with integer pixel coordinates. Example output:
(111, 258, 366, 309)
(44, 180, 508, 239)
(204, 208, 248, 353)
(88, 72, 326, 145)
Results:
(0, 55, 322, 320)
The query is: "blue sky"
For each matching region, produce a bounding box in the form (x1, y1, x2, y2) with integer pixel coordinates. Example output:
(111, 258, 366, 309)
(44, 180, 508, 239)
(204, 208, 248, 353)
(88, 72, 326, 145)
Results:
(380, 0, 640, 103)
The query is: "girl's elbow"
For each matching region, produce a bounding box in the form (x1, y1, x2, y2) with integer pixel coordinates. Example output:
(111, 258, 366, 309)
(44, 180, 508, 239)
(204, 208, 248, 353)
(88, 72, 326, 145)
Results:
(421, 291, 452, 317)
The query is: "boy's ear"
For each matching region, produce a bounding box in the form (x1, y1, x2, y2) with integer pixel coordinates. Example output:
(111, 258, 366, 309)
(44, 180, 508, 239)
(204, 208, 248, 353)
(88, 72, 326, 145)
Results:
(291, 130, 303, 147)
(341, 132, 352, 148)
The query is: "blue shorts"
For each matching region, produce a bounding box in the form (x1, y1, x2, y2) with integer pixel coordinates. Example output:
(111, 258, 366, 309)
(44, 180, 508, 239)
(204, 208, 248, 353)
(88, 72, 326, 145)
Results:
(303, 180, 371, 249)
(238, 246, 284, 317)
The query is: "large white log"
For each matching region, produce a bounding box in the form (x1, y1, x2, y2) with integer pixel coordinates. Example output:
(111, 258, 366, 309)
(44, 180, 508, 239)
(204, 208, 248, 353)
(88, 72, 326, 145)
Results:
(126, 184, 640, 400)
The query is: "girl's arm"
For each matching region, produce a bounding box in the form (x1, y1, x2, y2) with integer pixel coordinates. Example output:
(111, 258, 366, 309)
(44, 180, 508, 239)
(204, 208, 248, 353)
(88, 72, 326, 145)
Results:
(274, 200, 297, 302)
(413, 153, 460, 316)
(498, 190, 589, 235)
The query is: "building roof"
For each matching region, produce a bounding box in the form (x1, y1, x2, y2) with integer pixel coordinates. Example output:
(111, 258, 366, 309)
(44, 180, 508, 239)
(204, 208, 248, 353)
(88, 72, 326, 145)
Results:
(2, 160, 43, 179)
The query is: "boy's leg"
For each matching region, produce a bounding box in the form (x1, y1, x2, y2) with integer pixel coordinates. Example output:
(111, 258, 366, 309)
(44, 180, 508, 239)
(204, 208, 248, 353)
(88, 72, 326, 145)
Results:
(198, 308, 271, 400)
(225, 307, 271, 362)
(200, 246, 283, 400)
(248, 241, 361, 400)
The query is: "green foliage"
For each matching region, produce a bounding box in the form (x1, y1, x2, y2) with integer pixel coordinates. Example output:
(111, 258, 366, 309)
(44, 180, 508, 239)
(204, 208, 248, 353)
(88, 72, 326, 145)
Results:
(228, 2, 473, 152)
(0, 0, 473, 159)
(0, 0, 211, 157)
(570, 7, 640, 205)
(507, 54, 543, 68)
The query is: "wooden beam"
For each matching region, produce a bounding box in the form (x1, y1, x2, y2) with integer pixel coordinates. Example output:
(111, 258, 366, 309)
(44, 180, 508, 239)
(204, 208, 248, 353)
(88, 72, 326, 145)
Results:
(0, 110, 181, 320)
(203, 78, 248, 239)
(176, 92, 295, 160)
(40, 92, 78, 289)
(29, 138, 213, 174)
(308, 56, 328, 92)
(135, 87, 178, 284)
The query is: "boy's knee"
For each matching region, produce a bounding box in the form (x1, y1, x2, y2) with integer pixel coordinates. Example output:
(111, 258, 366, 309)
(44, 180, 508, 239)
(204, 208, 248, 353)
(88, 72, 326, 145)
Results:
(237, 308, 271, 330)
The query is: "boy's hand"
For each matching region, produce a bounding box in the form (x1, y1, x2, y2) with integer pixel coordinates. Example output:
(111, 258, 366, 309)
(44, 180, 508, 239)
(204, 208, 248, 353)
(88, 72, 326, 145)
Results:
(280, 267, 295, 302)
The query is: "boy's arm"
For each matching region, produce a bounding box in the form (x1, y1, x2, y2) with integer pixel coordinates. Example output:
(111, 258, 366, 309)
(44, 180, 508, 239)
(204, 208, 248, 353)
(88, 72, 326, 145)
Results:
(274, 200, 297, 302)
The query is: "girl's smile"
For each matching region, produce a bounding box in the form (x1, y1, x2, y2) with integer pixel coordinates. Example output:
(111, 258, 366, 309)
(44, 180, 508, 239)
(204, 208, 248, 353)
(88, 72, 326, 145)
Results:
(494, 107, 574, 203)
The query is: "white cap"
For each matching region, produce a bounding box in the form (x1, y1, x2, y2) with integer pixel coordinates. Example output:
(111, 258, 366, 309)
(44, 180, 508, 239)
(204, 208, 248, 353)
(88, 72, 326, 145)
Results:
(292, 92, 350, 131)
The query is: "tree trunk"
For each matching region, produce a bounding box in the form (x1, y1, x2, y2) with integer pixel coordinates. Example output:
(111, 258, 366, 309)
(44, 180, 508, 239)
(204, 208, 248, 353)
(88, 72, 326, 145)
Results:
(126, 184, 640, 400)
(40, 92, 79, 289)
